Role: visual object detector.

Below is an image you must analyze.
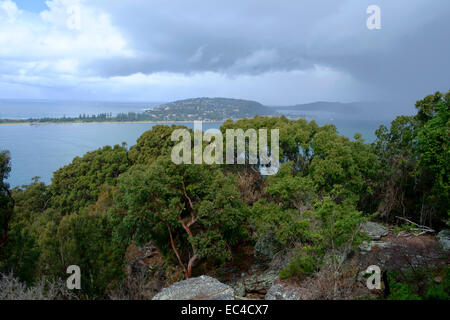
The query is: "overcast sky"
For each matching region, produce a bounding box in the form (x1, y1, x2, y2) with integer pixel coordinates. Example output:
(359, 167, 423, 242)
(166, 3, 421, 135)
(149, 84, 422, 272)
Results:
(0, 0, 449, 105)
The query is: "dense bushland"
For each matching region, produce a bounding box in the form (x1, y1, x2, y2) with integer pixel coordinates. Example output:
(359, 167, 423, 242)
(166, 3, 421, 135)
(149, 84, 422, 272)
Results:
(0, 91, 448, 298)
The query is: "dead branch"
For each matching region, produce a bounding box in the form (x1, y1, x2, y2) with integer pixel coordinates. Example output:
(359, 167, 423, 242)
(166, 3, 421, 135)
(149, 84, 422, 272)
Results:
(395, 216, 435, 235)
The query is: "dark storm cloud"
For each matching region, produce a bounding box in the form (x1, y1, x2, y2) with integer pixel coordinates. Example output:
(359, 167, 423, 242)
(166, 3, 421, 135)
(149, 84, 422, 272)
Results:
(89, 0, 450, 101)
(90, 0, 339, 75)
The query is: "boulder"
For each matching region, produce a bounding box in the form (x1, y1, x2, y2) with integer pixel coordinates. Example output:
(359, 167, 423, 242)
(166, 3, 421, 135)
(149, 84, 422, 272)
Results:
(152, 275, 235, 300)
(437, 230, 450, 250)
(265, 283, 302, 300)
(361, 222, 389, 240)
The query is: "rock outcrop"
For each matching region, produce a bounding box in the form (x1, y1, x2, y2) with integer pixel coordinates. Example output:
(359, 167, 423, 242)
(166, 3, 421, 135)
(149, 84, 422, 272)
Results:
(361, 222, 389, 240)
(152, 276, 235, 300)
(437, 230, 450, 250)
(230, 269, 278, 298)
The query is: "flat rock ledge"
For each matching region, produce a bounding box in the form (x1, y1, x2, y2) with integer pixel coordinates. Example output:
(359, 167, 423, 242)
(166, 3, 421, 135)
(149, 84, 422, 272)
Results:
(152, 275, 235, 300)
(361, 221, 389, 240)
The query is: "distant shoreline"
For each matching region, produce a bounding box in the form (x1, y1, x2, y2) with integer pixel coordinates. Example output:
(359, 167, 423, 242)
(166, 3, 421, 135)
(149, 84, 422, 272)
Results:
(0, 120, 225, 126)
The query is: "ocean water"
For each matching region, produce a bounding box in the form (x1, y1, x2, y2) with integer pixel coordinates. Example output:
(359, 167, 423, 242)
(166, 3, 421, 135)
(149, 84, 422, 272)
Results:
(0, 100, 388, 188)
(0, 99, 162, 119)
(277, 109, 389, 142)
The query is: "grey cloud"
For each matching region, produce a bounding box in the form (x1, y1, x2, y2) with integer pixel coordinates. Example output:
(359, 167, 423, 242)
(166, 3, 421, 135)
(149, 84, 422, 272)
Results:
(3, 0, 449, 104)
(85, 0, 449, 101)
(90, 0, 337, 75)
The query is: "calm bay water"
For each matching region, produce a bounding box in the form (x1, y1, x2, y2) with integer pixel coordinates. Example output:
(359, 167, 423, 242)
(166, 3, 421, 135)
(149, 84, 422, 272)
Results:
(0, 99, 162, 119)
(0, 100, 388, 188)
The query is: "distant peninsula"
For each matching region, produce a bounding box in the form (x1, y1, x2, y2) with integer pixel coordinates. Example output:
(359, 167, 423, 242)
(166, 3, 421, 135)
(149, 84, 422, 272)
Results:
(145, 97, 277, 121)
(0, 97, 280, 124)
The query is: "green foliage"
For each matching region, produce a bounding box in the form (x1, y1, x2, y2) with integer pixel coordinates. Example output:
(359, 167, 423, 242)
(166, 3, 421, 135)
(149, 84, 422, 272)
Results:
(388, 281, 422, 300)
(0, 222, 40, 284)
(11, 179, 50, 220)
(280, 246, 322, 280)
(50, 145, 129, 214)
(114, 156, 249, 276)
(128, 125, 192, 165)
(387, 266, 450, 300)
(1, 179, 50, 284)
(425, 282, 450, 300)
(415, 92, 449, 219)
(309, 126, 377, 196)
(222, 116, 378, 204)
(373, 90, 449, 226)
(256, 165, 366, 281)
(0, 150, 14, 249)
(239, 118, 371, 280)
(54, 209, 125, 297)
(278, 195, 366, 280)
(251, 200, 311, 248)
(266, 162, 317, 211)
(312, 194, 366, 250)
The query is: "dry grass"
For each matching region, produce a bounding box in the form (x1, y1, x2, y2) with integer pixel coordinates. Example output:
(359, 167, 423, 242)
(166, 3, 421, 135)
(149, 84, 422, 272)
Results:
(0, 273, 77, 300)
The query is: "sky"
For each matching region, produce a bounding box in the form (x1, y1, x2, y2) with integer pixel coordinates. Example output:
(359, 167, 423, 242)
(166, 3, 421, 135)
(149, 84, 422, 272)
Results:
(0, 0, 449, 105)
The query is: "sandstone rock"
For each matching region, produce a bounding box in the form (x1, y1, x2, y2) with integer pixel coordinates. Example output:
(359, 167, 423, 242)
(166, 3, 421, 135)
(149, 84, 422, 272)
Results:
(437, 230, 450, 250)
(265, 283, 302, 300)
(152, 275, 235, 300)
(230, 281, 245, 297)
(230, 269, 278, 297)
(243, 270, 278, 293)
(361, 222, 389, 240)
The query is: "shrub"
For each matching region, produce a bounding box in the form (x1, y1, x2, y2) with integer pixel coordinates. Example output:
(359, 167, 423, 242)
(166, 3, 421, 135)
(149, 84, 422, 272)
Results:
(280, 246, 322, 280)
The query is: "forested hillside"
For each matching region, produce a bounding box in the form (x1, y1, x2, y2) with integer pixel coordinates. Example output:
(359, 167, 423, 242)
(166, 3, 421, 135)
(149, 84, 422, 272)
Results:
(0, 91, 448, 300)
(145, 97, 278, 121)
